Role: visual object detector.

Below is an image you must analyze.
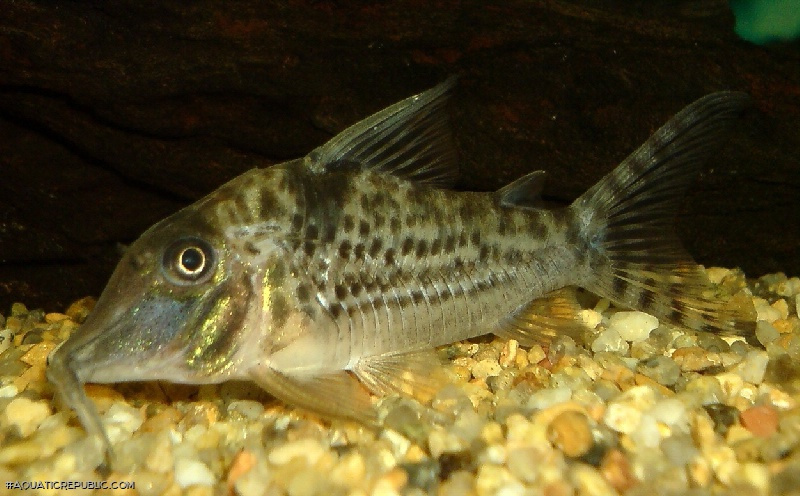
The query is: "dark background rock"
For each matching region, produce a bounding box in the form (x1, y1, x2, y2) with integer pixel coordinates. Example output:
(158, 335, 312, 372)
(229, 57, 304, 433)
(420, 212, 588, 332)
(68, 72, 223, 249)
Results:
(0, 0, 798, 312)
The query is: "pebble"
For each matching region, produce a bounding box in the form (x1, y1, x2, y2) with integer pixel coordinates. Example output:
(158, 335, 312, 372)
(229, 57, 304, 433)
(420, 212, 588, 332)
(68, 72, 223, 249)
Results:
(527, 386, 571, 410)
(0, 383, 18, 398)
(579, 309, 603, 329)
(2, 271, 799, 495)
(428, 428, 467, 458)
(591, 328, 630, 354)
(637, 355, 681, 386)
(772, 298, 790, 320)
(608, 311, 659, 342)
(506, 447, 542, 483)
(64, 296, 95, 322)
(329, 452, 367, 490)
(570, 463, 617, 496)
(754, 297, 781, 322)
(527, 345, 546, 364)
(756, 320, 780, 345)
(475, 464, 515, 495)
(174, 458, 216, 488)
(547, 410, 593, 457)
(0, 328, 13, 354)
(704, 403, 739, 435)
(10, 302, 28, 316)
(472, 358, 502, 379)
(660, 433, 698, 466)
(603, 402, 642, 434)
(650, 398, 688, 433)
(44, 312, 69, 324)
(599, 449, 636, 492)
(739, 405, 779, 437)
(499, 339, 519, 367)
(103, 402, 145, 443)
(732, 350, 770, 384)
(2, 397, 51, 436)
(671, 346, 721, 371)
(227, 400, 265, 420)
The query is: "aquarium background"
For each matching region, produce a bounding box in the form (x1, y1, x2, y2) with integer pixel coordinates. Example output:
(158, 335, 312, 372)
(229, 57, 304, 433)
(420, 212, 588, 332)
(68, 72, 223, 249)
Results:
(0, 0, 798, 312)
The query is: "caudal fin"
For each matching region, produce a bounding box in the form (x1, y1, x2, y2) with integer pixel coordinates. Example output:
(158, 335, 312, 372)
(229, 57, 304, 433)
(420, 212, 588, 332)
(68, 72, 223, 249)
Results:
(571, 92, 756, 335)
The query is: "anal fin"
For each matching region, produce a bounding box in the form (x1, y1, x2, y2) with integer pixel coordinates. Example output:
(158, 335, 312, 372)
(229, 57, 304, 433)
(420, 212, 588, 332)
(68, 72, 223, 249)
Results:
(248, 365, 376, 425)
(493, 287, 589, 346)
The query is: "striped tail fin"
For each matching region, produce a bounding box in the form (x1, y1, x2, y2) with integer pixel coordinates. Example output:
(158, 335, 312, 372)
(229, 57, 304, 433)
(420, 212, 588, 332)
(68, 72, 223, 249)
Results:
(570, 92, 756, 335)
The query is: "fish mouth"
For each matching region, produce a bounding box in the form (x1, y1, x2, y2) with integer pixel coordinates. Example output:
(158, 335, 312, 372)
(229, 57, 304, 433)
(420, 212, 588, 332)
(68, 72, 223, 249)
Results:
(80, 293, 206, 375)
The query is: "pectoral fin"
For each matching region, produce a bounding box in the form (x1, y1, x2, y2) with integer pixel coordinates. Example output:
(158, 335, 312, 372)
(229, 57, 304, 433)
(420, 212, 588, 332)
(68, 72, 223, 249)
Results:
(248, 364, 376, 425)
(354, 349, 445, 403)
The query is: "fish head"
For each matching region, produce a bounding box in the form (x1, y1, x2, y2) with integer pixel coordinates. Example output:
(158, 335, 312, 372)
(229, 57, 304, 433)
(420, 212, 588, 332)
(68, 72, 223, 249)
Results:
(46, 168, 295, 450)
(48, 171, 282, 388)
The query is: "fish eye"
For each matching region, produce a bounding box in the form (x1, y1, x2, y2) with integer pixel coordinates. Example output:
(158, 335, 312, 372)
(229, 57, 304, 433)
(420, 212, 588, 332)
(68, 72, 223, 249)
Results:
(162, 238, 216, 284)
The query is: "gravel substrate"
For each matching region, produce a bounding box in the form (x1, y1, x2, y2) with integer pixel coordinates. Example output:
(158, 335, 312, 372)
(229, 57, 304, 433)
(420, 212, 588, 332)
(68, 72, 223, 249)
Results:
(1, 268, 800, 495)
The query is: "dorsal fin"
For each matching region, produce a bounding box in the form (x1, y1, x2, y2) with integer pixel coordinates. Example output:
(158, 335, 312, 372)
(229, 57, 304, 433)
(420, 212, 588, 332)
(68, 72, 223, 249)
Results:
(495, 171, 547, 209)
(304, 78, 459, 188)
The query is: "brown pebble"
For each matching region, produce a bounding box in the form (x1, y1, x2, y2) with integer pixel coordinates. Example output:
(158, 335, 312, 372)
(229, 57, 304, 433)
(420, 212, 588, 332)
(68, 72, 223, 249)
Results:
(181, 401, 220, 428)
(141, 406, 184, 433)
(600, 363, 636, 389)
(547, 410, 593, 458)
(20, 341, 56, 367)
(600, 449, 637, 492)
(227, 449, 257, 493)
(499, 339, 519, 367)
(633, 373, 674, 396)
(85, 384, 126, 405)
(44, 312, 70, 324)
(773, 319, 795, 334)
(671, 347, 721, 372)
(740, 405, 779, 437)
(12, 366, 42, 393)
(65, 296, 96, 323)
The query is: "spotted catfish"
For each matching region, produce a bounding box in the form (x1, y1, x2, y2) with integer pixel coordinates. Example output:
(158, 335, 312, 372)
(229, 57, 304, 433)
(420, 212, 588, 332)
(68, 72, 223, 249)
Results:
(48, 79, 755, 452)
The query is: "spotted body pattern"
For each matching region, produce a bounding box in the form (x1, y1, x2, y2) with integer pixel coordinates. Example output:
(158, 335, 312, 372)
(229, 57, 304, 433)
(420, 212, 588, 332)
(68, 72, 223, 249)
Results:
(48, 79, 755, 456)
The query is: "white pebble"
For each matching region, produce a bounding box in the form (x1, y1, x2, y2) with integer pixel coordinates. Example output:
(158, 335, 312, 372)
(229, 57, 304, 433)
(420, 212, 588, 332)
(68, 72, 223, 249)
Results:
(796, 294, 800, 318)
(103, 403, 144, 443)
(174, 458, 216, 487)
(591, 328, 630, 354)
(526, 386, 571, 410)
(268, 438, 326, 465)
(603, 403, 642, 433)
(608, 311, 659, 342)
(649, 398, 688, 432)
(735, 350, 769, 384)
(753, 298, 781, 323)
(472, 358, 502, 379)
(616, 385, 657, 410)
(2, 397, 51, 436)
(631, 413, 661, 447)
(0, 383, 18, 398)
(579, 309, 603, 329)
(756, 321, 780, 346)
(705, 267, 732, 284)
(381, 429, 410, 459)
(0, 328, 13, 354)
(570, 463, 617, 496)
(428, 428, 467, 458)
(227, 400, 265, 420)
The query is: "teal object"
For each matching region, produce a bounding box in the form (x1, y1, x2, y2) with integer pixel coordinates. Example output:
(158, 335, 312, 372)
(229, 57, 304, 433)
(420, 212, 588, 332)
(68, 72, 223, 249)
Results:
(730, 0, 800, 44)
